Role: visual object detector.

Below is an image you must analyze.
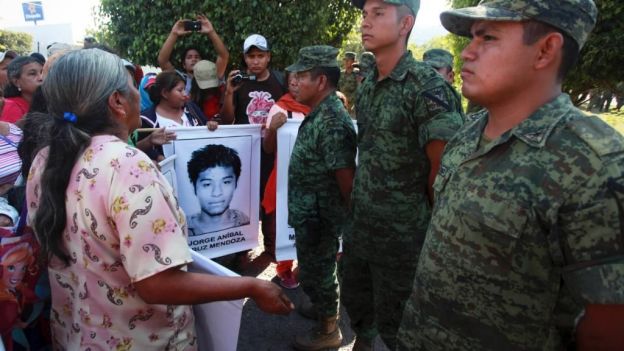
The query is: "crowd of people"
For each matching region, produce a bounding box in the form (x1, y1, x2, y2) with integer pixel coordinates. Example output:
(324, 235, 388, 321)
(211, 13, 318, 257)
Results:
(1, 0, 623, 350)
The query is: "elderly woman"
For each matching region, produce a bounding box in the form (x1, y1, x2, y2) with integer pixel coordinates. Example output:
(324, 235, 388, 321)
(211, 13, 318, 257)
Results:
(25, 48, 292, 350)
(0, 56, 43, 123)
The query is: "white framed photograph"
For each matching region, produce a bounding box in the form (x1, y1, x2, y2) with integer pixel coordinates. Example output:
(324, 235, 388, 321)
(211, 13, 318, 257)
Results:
(165, 125, 261, 258)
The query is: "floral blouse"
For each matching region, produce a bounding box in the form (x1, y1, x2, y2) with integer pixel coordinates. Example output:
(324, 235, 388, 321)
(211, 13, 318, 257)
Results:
(26, 135, 196, 350)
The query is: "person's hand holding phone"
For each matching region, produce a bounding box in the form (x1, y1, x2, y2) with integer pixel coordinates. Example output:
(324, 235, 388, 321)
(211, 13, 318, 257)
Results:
(197, 14, 214, 35)
(171, 20, 191, 37)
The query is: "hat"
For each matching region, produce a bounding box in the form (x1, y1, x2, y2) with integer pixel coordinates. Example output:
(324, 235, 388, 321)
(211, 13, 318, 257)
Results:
(423, 48, 454, 69)
(193, 60, 219, 89)
(286, 45, 340, 73)
(440, 0, 598, 49)
(354, 51, 375, 77)
(0, 51, 17, 63)
(243, 34, 269, 54)
(351, 0, 420, 15)
(344, 52, 356, 60)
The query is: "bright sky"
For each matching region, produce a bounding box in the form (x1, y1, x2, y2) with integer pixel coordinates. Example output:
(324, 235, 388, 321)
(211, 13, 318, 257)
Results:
(0, 0, 450, 46)
(411, 1, 451, 44)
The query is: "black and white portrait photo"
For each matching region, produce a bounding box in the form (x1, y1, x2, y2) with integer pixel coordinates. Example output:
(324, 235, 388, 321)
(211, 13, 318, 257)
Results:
(165, 125, 261, 258)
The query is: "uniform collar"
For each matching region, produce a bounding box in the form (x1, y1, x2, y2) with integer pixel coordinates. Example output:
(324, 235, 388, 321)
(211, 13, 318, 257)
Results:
(509, 93, 574, 148)
(373, 51, 415, 82)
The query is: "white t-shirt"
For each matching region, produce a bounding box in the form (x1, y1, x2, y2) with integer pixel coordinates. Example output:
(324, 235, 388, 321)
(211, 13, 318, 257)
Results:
(156, 112, 192, 128)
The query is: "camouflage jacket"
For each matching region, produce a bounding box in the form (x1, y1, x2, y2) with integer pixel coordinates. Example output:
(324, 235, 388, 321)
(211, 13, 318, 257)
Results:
(288, 93, 357, 229)
(338, 69, 358, 106)
(348, 51, 464, 258)
(402, 94, 624, 350)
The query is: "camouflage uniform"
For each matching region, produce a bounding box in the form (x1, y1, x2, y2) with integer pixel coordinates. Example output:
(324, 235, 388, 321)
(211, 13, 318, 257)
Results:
(423, 48, 464, 118)
(342, 0, 464, 344)
(397, 1, 624, 350)
(354, 52, 375, 82)
(338, 52, 357, 115)
(287, 47, 358, 319)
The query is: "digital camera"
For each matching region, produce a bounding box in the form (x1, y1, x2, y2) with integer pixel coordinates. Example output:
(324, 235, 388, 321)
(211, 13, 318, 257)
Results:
(232, 73, 257, 85)
(184, 20, 201, 32)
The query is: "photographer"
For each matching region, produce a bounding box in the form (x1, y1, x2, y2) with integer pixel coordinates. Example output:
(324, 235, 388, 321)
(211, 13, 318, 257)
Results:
(219, 34, 286, 126)
(157, 14, 229, 94)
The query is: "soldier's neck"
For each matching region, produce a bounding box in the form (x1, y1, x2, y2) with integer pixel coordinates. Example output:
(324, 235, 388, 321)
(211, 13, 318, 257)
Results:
(373, 44, 406, 81)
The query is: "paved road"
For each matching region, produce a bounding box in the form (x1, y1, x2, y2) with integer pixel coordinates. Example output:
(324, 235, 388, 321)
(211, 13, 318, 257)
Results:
(234, 245, 390, 351)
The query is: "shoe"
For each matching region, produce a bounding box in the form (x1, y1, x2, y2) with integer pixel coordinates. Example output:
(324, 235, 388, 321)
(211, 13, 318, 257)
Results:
(352, 337, 373, 351)
(293, 315, 343, 350)
(298, 299, 318, 320)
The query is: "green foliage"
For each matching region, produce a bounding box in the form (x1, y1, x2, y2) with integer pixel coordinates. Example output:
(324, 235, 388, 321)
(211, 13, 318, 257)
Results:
(0, 29, 34, 54)
(99, 0, 359, 69)
(447, 0, 624, 105)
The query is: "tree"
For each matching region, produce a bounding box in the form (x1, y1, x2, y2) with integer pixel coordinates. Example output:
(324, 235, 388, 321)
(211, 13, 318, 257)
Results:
(0, 30, 33, 55)
(98, 0, 359, 69)
(448, 0, 624, 106)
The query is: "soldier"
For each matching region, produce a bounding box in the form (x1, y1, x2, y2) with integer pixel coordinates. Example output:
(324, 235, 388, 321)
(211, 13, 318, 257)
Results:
(422, 48, 455, 84)
(423, 48, 464, 117)
(342, 0, 464, 350)
(338, 51, 359, 116)
(286, 45, 357, 350)
(353, 51, 375, 84)
(397, 0, 624, 350)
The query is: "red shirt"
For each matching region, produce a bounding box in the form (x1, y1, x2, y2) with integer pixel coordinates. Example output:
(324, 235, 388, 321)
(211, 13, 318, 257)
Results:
(0, 97, 29, 123)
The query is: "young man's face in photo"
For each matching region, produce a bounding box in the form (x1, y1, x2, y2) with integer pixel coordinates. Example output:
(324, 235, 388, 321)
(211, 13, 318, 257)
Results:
(195, 165, 237, 216)
(244, 48, 270, 76)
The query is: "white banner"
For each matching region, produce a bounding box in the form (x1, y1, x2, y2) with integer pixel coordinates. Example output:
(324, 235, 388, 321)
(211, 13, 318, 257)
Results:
(158, 155, 178, 197)
(188, 250, 243, 351)
(275, 120, 356, 261)
(275, 120, 302, 261)
(164, 125, 261, 258)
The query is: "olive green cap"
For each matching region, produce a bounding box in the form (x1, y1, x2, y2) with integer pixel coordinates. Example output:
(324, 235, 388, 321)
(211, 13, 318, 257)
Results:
(423, 48, 454, 69)
(351, 0, 420, 16)
(286, 45, 340, 73)
(440, 0, 598, 49)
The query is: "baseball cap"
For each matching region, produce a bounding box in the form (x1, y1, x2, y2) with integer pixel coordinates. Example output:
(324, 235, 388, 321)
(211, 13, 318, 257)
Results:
(193, 60, 219, 89)
(286, 45, 340, 73)
(243, 34, 269, 54)
(423, 48, 454, 69)
(344, 52, 356, 60)
(0, 50, 17, 63)
(440, 0, 598, 49)
(351, 0, 420, 15)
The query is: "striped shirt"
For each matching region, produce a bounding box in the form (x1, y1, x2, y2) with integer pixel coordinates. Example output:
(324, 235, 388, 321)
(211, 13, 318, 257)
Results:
(0, 123, 23, 186)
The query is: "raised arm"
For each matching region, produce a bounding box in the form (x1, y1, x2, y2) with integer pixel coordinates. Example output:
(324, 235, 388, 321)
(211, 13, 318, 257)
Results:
(197, 14, 229, 79)
(157, 20, 190, 72)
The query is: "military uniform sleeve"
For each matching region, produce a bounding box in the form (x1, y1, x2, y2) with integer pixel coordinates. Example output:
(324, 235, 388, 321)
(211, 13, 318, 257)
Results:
(319, 118, 357, 172)
(558, 154, 624, 304)
(416, 82, 464, 148)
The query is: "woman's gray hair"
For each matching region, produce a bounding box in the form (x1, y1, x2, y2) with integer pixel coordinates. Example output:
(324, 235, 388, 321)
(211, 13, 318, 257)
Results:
(42, 48, 129, 123)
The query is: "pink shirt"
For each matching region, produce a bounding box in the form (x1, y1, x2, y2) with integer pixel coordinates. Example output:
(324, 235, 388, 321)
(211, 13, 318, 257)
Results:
(27, 135, 196, 350)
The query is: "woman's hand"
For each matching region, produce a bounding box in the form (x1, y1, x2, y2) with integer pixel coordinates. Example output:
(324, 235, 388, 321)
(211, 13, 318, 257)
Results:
(171, 20, 191, 37)
(268, 112, 287, 132)
(207, 121, 218, 131)
(251, 279, 294, 315)
(149, 128, 177, 146)
(197, 14, 215, 35)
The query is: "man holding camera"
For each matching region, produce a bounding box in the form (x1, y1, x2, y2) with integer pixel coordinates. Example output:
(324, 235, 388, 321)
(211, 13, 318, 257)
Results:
(157, 14, 229, 94)
(220, 34, 286, 126)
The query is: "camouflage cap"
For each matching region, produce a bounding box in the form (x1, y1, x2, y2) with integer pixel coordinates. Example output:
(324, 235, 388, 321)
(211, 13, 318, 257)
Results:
(344, 51, 356, 60)
(353, 51, 375, 77)
(286, 45, 340, 73)
(351, 0, 420, 16)
(423, 48, 454, 69)
(440, 0, 598, 49)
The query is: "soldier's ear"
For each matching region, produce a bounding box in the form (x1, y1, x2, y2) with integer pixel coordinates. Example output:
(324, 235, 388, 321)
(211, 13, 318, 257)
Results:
(534, 32, 564, 73)
(317, 74, 328, 92)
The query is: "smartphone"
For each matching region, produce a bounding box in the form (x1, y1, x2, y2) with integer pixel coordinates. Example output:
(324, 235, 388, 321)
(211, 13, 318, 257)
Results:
(184, 20, 201, 32)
